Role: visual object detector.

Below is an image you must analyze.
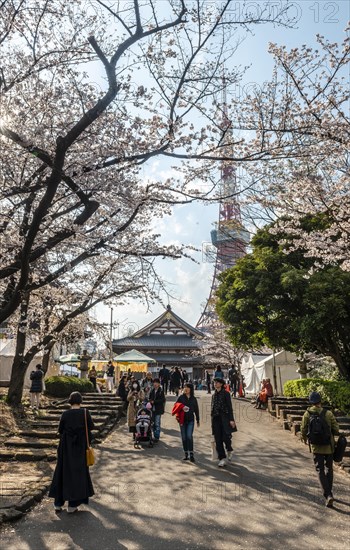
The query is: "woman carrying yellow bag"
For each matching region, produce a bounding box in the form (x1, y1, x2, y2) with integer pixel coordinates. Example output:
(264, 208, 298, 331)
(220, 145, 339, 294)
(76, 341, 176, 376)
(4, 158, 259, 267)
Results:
(49, 391, 95, 513)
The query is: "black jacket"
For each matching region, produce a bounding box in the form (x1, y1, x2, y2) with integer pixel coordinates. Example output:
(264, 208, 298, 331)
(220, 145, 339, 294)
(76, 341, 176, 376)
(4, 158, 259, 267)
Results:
(149, 387, 166, 415)
(117, 380, 127, 401)
(211, 389, 234, 421)
(49, 408, 94, 502)
(29, 369, 44, 393)
(170, 370, 182, 387)
(159, 367, 170, 381)
(106, 365, 115, 377)
(176, 394, 200, 424)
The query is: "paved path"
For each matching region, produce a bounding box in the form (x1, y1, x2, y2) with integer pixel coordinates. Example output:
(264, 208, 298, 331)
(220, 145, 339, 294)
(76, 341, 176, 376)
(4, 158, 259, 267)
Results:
(1, 394, 350, 550)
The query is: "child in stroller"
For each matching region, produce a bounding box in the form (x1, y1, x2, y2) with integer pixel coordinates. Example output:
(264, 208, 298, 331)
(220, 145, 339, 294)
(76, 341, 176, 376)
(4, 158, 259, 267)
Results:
(134, 402, 153, 448)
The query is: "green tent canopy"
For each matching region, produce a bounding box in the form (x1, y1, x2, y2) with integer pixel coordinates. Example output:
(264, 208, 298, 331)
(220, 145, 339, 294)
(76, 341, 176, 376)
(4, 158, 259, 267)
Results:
(113, 349, 156, 363)
(55, 354, 80, 364)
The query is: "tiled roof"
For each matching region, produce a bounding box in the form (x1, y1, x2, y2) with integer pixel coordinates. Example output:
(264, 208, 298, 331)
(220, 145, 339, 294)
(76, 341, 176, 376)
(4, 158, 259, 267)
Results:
(113, 335, 202, 349)
(150, 354, 202, 364)
(132, 306, 204, 338)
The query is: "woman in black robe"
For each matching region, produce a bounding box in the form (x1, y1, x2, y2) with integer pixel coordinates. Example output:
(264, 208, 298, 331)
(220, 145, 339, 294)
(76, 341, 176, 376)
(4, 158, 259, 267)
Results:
(49, 391, 94, 513)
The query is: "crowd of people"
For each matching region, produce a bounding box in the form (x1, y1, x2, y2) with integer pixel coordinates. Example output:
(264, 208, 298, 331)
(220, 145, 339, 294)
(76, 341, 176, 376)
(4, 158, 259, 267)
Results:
(47, 363, 341, 513)
(48, 365, 240, 513)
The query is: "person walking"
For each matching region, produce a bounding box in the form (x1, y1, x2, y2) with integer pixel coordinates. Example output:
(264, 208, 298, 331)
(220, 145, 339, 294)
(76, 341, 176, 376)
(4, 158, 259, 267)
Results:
(117, 374, 128, 411)
(214, 365, 224, 380)
(170, 366, 182, 397)
(88, 366, 98, 391)
(49, 391, 94, 513)
(127, 381, 144, 440)
(159, 364, 170, 395)
(211, 377, 236, 467)
(29, 363, 45, 408)
(105, 361, 115, 393)
(205, 370, 211, 394)
(300, 391, 339, 508)
(141, 371, 153, 400)
(149, 378, 166, 443)
(228, 366, 239, 397)
(174, 383, 200, 463)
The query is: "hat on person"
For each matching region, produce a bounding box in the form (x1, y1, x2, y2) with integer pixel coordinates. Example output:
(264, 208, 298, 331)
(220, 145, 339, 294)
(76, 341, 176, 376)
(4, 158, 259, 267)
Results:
(213, 377, 225, 384)
(309, 391, 321, 404)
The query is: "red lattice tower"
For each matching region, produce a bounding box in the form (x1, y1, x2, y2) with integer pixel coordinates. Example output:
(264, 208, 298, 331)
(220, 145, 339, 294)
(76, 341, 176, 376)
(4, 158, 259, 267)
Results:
(197, 85, 249, 330)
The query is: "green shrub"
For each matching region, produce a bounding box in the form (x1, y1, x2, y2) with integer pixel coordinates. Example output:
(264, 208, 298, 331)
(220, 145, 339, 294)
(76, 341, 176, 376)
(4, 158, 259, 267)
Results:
(284, 378, 350, 414)
(45, 376, 93, 397)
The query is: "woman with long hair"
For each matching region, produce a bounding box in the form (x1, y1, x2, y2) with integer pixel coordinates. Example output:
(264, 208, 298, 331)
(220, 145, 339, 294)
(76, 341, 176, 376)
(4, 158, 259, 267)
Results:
(173, 383, 200, 463)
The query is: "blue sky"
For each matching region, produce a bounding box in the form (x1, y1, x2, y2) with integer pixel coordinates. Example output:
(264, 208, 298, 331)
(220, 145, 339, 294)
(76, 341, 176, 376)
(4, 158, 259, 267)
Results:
(96, 0, 349, 338)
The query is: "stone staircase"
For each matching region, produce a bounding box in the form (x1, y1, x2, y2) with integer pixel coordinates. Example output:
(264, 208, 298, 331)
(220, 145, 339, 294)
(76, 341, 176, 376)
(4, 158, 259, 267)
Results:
(0, 393, 125, 523)
(0, 393, 124, 463)
(267, 396, 350, 475)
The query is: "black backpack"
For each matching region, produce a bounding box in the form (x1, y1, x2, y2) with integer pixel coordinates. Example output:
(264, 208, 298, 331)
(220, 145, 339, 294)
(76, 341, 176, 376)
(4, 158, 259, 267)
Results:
(307, 409, 331, 446)
(333, 434, 348, 463)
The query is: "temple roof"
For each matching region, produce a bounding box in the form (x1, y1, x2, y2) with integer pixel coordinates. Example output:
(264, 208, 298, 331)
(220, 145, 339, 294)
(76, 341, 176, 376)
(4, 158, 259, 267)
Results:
(130, 305, 204, 339)
(113, 335, 201, 349)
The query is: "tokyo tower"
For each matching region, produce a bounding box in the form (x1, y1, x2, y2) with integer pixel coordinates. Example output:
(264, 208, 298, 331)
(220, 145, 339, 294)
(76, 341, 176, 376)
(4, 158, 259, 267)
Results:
(197, 88, 249, 330)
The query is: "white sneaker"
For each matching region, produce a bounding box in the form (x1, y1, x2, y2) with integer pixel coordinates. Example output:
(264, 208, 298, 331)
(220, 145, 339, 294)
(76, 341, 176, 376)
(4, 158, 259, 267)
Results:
(218, 459, 227, 467)
(227, 451, 234, 463)
(67, 507, 78, 513)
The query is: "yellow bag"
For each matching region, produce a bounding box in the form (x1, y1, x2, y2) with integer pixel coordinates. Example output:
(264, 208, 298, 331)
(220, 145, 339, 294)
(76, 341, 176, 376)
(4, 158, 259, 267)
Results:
(84, 408, 95, 467)
(86, 446, 95, 467)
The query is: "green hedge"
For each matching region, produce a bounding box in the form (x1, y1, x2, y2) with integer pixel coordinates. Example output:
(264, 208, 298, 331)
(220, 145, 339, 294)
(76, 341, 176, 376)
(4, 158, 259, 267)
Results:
(45, 376, 93, 397)
(284, 378, 350, 414)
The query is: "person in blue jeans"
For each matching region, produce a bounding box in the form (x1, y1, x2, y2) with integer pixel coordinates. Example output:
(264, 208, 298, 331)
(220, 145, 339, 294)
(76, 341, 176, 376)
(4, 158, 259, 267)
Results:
(149, 378, 166, 443)
(176, 383, 200, 463)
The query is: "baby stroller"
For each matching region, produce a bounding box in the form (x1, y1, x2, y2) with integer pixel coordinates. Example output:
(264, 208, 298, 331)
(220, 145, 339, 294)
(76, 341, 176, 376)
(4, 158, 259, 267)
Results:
(134, 403, 154, 448)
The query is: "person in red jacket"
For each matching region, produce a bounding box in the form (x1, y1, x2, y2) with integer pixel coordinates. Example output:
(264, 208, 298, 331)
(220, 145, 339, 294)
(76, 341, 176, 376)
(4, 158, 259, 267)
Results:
(172, 384, 200, 463)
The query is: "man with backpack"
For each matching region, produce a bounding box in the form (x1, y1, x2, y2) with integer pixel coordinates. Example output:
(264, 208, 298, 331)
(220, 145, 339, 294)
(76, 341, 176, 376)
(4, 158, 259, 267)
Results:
(300, 391, 339, 508)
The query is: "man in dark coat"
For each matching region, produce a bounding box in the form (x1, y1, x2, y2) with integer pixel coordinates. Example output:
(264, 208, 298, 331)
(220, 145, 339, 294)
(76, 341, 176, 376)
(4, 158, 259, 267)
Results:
(228, 366, 239, 397)
(211, 377, 236, 467)
(105, 361, 115, 393)
(49, 392, 94, 513)
(159, 364, 170, 394)
(149, 378, 166, 442)
(170, 367, 182, 397)
(205, 370, 211, 394)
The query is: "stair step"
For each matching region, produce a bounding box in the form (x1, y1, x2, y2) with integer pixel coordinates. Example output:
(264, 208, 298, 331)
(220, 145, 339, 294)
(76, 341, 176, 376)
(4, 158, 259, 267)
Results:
(17, 431, 58, 439)
(5, 437, 59, 448)
(0, 449, 56, 462)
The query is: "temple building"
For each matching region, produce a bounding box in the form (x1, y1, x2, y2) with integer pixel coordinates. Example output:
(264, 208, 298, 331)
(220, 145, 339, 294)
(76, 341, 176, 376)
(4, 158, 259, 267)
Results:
(112, 306, 204, 379)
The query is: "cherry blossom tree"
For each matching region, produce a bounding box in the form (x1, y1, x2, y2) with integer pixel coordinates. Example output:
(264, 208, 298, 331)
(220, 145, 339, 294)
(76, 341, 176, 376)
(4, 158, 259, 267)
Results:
(230, 31, 350, 267)
(194, 321, 243, 371)
(0, 1, 294, 405)
(0, 0, 294, 323)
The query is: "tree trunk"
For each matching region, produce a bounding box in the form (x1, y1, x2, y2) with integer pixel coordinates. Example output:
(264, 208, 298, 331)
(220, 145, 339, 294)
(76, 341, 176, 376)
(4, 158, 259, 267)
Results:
(7, 293, 30, 406)
(41, 342, 54, 374)
(331, 345, 350, 382)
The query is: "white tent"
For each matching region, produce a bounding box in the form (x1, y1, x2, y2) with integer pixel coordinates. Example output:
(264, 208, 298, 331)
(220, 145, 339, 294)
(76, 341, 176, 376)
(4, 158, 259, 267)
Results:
(0, 339, 43, 389)
(241, 350, 300, 395)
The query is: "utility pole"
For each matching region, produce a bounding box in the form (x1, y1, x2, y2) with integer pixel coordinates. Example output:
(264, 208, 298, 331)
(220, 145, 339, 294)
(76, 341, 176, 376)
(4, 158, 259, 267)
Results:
(110, 307, 113, 360)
